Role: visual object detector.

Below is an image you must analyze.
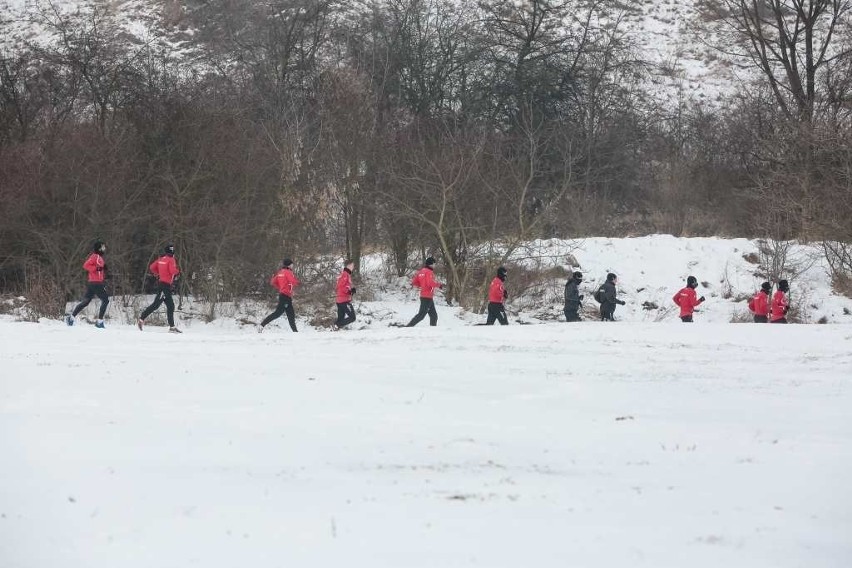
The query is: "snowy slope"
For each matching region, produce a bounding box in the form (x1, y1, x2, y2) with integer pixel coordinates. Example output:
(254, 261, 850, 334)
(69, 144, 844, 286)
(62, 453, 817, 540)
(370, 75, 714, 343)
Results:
(1, 320, 850, 567)
(518, 236, 852, 325)
(0, 0, 735, 101)
(0, 0, 196, 56)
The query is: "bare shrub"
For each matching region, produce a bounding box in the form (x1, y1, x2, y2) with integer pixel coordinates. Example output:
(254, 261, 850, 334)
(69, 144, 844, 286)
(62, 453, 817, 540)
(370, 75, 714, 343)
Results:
(22, 264, 65, 322)
(824, 242, 852, 296)
(729, 310, 754, 323)
(0, 295, 26, 316)
(832, 273, 852, 299)
(756, 239, 816, 285)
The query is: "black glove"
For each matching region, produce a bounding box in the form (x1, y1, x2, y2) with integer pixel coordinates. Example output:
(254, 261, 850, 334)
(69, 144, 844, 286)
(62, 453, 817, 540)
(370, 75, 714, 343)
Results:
(699, 296, 705, 302)
(618, 300, 626, 305)
(503, 290, 508, 299)
(783, 306, 789, 314)
(579, 295, 584, 301)
(350, 287, 356, 295)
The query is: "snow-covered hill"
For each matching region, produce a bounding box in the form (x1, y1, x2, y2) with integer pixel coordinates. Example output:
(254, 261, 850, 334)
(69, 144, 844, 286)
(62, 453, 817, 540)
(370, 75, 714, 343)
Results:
(1, 317, 850, 567)
(0, 0, 736, 102)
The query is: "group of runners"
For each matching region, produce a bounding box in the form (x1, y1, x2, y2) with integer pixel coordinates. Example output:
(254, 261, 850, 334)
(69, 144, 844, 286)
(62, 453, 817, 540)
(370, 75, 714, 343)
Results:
(63, 241, 792, 331)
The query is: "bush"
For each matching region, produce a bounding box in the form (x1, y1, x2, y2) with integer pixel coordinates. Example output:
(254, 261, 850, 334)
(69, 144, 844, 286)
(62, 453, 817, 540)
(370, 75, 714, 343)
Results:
(22, 265, 65, 322)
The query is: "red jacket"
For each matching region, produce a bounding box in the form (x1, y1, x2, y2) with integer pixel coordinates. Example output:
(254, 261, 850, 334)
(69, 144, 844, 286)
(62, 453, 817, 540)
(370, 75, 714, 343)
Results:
(83, 252, 106, 283)
(673, 287, 703, 317)
(149, 255, 180, 285)
(748, 290, 770, 316)
(771, 290, 788, 321)
(271, 267, 299, 297)
(336, 269, 353, 303)
(411, 266, 442, 299)
(488, 277, 506, 303)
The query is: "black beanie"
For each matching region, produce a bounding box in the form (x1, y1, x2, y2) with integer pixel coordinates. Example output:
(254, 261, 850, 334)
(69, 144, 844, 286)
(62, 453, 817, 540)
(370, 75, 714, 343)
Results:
(606, 272, 617, 282)
(687, 276, 698, 288)
(282, 258, 293, 267)
(424, 257, 435, 266)
(497, 266, 508, 279)
(93, 240, 105, 253)
(573, 271, 583, 281)
(761, 281, 772, 293)
(164, 244, 175, 256)
(778, 279, 789, 292)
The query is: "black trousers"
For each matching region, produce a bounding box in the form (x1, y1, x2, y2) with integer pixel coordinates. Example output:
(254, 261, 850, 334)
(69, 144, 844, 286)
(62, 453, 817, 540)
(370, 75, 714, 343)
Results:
(486, 302, 508, 325)
(407, 298, 437, 327)
(600, 304, 616, 321)
(564, 306, 581, 322)
(261, 293, 297, 331)
(770, 317, 788, 324)
(335, 302, 356, 328)
(753, 315, 768, 323)
(680, 315, 693, 323)
(140, 283, 176, 327)
(72, 283, 109, 319)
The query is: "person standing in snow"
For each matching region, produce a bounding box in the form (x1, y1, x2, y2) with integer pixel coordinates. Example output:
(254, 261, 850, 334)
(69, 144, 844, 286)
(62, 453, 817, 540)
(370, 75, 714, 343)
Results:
(259, 258, 300, 333)
(563, 271, 583, 322)
(485, 266, 509, 325)
(596, 273, 626, 322)
(138, 244, 181, 333)
(334, 260, 357, 329)
(406, 257, 443, 327)
(673, 276, 705, 323)
(748, 282, 772, 323)
(66, 240, 110, 328)
(770, 279, 790, 324)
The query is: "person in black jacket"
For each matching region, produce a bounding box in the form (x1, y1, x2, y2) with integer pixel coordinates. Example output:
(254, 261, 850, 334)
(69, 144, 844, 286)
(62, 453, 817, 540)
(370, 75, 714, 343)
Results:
(563, 271, 583, 322)
(597, 272, 626, 321)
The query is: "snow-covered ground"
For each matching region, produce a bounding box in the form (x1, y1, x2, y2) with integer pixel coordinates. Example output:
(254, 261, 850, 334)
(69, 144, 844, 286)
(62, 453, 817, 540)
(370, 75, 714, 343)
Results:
(1, 319, 850, 567)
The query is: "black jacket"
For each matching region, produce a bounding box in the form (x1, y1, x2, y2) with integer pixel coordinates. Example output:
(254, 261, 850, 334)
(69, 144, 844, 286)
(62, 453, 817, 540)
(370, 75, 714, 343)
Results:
(600, 281, 625, 306)
(564, 278, 581, 309)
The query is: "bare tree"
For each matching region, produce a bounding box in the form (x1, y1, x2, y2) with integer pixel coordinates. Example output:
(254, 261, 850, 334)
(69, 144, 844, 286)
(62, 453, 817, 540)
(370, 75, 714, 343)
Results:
(700, 0, 852, 123)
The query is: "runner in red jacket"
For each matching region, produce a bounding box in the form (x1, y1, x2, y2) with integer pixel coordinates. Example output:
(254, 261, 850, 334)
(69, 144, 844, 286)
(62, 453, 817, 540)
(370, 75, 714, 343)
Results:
(334, 260, 357, 329)
(138, 244, 182, 333)
(260, 258, 300, 332)
(485, 266, 509, 325)
(672, 276, 705, 322)
(406, 257, 443, 326)
(66, 240, 110, 328)
(770, 279, 790, 323)
(748, 282, 772, 323)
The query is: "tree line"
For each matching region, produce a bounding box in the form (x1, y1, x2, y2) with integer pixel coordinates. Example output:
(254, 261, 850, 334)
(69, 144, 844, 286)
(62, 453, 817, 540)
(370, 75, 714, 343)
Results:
(1, 0, 850, 316)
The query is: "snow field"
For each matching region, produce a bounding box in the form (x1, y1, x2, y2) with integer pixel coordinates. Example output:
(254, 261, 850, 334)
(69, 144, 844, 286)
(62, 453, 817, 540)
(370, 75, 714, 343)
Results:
(1, 320, 850, 567)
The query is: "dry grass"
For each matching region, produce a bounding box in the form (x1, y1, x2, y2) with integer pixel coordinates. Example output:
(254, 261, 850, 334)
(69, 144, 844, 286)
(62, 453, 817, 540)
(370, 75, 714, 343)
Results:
(729, 310, 754, 323)
(742, 252, 759, 264)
